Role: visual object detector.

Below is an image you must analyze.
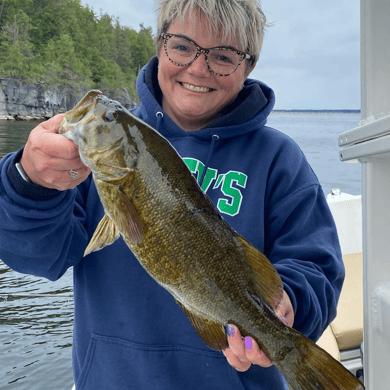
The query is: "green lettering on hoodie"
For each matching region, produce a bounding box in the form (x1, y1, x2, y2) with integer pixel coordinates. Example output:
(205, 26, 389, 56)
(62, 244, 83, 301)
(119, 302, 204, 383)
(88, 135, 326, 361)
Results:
(183, 158, 247, 217)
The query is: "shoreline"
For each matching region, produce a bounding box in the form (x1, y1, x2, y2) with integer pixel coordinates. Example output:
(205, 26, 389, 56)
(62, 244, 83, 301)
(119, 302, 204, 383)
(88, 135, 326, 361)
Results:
(1, 110, 361, 121)
(0, 115, 48, 121)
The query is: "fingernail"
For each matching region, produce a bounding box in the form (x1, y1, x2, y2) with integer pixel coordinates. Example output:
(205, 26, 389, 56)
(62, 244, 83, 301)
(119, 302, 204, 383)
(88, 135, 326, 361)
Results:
(225, 324, 235, 337)
(245, 337, 252, 350)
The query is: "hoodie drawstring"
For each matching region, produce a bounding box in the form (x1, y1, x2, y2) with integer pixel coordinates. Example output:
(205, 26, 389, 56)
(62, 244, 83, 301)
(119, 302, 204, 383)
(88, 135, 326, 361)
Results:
(156, 111, 164, 132)
(199, 134, 219, 187)
(155, 111, 219, 188)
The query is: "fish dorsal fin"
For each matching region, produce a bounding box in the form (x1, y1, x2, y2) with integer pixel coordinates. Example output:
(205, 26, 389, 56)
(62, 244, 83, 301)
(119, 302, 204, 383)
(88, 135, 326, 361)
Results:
(84, 214, 120, 256)
(237, 235, 284, 310)
(111, 186, 144, 245)
(175, 300, 228, 351)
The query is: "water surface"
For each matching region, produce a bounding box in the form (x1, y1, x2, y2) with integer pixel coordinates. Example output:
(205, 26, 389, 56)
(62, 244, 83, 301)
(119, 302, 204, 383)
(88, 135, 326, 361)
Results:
(0, 120, 75, 389)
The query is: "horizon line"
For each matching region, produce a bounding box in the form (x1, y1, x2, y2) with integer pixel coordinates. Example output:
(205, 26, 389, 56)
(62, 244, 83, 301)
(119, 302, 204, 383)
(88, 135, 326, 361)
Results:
(272, 109, 360, 113)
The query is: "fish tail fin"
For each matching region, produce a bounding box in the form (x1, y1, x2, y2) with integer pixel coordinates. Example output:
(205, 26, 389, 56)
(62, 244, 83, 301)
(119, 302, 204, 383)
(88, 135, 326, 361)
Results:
(276, 330, 364, 390)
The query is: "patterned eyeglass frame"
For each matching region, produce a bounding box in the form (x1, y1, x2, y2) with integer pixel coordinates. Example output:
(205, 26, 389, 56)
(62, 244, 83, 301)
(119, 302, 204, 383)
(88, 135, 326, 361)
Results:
(162, 33, 252, 77)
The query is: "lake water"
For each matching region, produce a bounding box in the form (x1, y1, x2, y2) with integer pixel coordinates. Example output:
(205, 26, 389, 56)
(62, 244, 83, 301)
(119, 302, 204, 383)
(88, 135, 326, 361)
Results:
(267, 112, 362, 196)
(0, 112, 362, 390)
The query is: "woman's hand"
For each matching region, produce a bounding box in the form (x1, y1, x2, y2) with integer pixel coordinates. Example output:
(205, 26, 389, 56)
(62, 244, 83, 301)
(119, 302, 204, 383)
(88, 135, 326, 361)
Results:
(222, 290, 294, 371)
(20, 115, 91, 191)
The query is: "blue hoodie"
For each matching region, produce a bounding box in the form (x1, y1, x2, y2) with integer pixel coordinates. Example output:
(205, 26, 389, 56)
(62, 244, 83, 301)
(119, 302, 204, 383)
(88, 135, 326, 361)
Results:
(0, 57, 344, 390)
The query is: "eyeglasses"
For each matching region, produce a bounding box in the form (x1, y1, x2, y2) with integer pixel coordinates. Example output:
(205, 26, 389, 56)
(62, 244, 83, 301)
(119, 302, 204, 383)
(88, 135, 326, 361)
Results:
(161, 33, 252, 77)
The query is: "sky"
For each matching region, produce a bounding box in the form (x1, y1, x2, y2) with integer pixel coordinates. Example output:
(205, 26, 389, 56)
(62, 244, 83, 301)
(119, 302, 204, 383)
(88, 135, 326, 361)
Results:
(81, 0, 361, 110)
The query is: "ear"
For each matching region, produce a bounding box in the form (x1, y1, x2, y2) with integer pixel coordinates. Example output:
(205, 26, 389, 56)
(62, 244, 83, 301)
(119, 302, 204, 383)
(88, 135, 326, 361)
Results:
(156, 41, 163, 59)
(245, 61, 257, 78)
(155, 32, 166, 59)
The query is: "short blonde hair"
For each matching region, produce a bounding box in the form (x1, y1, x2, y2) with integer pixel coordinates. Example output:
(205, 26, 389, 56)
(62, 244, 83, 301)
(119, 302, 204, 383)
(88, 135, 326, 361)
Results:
(155, 0, 267, 67)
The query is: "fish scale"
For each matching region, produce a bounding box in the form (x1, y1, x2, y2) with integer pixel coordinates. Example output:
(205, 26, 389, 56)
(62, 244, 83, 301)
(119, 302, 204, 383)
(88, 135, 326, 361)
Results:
(59, 90, 365, 390)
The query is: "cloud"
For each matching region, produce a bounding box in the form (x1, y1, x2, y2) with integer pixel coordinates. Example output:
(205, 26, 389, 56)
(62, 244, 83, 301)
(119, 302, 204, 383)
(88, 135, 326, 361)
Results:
(256, 0, 360, 109)
(82, 0, 156, 31)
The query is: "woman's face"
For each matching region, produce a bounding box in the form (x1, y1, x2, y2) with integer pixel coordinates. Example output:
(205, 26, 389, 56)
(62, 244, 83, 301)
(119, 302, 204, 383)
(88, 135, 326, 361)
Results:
(157, 13, 252, 131)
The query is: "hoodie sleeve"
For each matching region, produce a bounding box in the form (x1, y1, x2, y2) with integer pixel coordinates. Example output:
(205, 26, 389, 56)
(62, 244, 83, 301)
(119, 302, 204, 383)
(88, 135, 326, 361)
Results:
(263, 136, 344, 342)
(0, 152, 90, 281)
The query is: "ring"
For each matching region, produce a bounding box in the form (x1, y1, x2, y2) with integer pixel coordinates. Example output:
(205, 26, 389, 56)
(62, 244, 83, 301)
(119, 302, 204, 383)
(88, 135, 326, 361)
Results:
(69, 169, 78, 180)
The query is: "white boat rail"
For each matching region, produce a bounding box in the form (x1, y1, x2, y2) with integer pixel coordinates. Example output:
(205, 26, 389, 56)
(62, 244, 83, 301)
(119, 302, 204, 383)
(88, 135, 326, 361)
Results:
(339, 0, 390, 388)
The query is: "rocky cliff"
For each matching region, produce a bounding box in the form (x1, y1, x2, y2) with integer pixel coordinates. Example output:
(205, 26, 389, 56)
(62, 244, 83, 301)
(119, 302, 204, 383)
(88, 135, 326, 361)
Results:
(0, 77, 138, 120)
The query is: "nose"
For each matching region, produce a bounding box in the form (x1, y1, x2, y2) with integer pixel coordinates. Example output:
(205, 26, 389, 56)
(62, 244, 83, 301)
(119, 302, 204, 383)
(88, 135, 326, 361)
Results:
(187, 52, 211, 76)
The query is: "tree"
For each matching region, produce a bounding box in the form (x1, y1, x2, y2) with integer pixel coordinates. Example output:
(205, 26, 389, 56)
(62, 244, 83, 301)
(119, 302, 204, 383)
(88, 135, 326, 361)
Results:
(0, 0, 155, 98)
(128, 24, 155, 74)
(0, 0, 33, 26)
(43, 33, 91, 83)
(0, 10, 34, 77)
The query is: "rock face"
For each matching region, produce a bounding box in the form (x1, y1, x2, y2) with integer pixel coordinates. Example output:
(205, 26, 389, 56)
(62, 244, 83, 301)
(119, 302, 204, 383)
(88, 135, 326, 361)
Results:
(0, 77, 138, 120)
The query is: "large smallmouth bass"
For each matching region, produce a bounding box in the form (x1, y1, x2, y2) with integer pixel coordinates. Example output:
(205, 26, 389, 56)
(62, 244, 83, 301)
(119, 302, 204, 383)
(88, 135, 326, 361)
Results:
(59, 90, 364, 390)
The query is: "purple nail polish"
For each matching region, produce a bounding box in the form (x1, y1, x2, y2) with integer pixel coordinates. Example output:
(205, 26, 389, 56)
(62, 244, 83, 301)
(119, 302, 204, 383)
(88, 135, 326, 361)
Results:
(226, 324, 235, 337)
(245, 337, 252, 350)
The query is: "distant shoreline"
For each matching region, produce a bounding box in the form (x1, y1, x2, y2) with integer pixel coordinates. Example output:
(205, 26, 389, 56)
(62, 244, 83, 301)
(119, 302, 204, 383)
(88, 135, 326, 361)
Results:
(1, 109, 361, 121)
(272, 109, 360, 114)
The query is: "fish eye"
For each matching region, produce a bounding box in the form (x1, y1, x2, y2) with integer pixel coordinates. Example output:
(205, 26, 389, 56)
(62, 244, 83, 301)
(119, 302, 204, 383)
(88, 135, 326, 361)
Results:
(104, 111, 117, 122)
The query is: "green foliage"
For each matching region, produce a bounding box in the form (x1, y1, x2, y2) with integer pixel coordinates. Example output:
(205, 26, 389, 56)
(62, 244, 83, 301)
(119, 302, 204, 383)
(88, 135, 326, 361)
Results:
(0, 9, 35, 78)
(0, 0, 156, 100)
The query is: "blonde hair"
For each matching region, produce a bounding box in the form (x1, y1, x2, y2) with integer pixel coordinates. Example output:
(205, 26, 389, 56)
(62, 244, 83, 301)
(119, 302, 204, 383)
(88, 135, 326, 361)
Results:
(155, 0, 267, 68)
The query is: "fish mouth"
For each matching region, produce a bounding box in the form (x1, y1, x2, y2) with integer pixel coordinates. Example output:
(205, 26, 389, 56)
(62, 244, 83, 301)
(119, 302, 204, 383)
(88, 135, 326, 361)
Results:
(74, 89, 103, 110)
(58, 90, 103, 137)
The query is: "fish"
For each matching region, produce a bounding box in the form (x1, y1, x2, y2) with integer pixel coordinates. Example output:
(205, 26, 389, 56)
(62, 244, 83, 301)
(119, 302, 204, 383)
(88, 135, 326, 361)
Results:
(59, 90, 364, 390)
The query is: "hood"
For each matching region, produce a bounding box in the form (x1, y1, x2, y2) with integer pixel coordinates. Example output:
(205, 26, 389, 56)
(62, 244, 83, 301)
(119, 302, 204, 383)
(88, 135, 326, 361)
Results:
(136, 57, 275, 141)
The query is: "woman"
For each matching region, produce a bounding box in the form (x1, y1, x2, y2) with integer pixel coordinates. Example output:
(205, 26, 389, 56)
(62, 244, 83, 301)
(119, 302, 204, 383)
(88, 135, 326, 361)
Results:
(0, 0, 344, 389)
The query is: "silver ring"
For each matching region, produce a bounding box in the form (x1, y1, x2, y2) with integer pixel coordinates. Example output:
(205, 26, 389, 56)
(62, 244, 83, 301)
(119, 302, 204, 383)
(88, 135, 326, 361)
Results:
(69, 169, 78, 180)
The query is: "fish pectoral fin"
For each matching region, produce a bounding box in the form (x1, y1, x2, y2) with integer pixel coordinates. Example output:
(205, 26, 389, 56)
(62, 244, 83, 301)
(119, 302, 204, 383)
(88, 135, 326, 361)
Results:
(111, 187, 144, 244)
(175, 300, 228, 351)
(84, 214, 120, 256)
(237, 235, 284, 310)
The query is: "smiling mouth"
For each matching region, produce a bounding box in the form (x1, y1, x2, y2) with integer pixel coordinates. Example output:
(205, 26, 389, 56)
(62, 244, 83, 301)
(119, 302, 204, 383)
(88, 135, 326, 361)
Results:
(181, 82, 214, 93)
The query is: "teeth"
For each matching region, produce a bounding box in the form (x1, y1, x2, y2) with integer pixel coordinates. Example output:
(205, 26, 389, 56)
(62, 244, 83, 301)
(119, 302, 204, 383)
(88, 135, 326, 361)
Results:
(182, 83, 211, 93)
